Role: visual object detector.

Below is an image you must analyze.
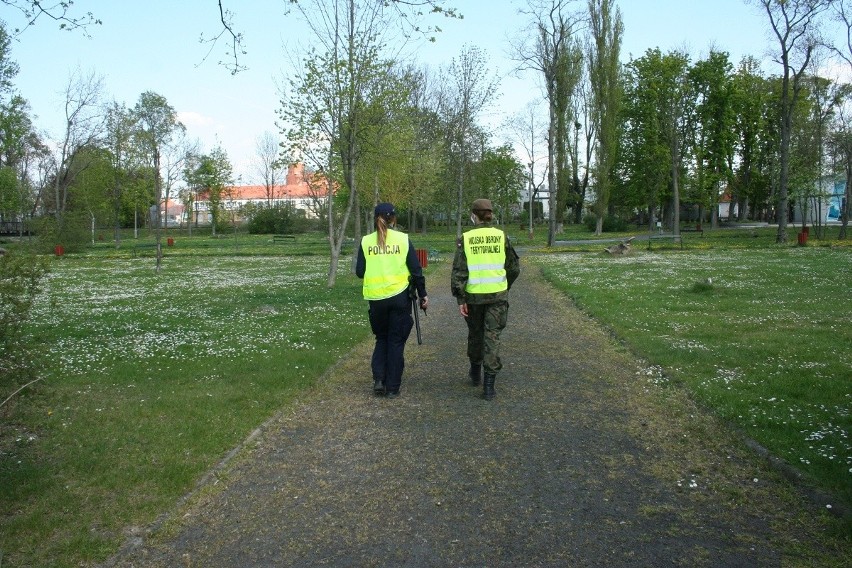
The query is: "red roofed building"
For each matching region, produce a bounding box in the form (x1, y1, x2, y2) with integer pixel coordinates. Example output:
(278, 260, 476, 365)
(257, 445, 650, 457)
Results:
(190, 163, 325, 224)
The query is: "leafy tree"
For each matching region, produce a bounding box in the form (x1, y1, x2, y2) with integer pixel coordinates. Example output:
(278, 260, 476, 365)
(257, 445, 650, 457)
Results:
(281, 0, 441, 287)
(0, 250, 49, 408)
(829, 84, 852, 239)
(132, 91, 184, 270)
(184, 146, 233, 236)
(0, 19, 18, 95)
(828, 2, 852, 239)
(756, 0, 833, 243)
(472, 144, 525, 227)
(66, 145, 114, 243)
(104, 102, 139, 246)
(0, 95, 32, 224)
(553, 38, 584, 229)
(730, 56, 775, 221)
(688, 50, 736, 228)
(793, 72, 841, 235)
(622, 49, 691, 232)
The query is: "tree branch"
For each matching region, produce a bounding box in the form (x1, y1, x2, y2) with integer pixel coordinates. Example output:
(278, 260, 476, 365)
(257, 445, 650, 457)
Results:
(198, 0, 247, 75)
(0, 377, 42, 410)
(3, 0, 102, 37)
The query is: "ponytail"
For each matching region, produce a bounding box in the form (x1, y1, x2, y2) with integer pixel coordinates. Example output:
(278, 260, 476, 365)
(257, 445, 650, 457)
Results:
(376, 215, 389, 248)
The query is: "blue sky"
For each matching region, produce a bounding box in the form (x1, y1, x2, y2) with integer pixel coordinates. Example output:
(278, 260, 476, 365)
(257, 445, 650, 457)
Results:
(5, 0, 842, 183)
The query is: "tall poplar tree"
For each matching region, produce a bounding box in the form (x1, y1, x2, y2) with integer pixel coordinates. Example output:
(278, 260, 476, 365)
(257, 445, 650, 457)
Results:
(588, 0, 623, 235)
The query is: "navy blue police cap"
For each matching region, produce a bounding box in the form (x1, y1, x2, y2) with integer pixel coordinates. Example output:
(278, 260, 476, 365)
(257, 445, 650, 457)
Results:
(375, 202, 396, 217)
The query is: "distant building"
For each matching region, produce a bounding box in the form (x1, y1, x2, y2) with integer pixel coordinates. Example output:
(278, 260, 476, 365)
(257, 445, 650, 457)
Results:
(189, 163, 326, 224)
(793, 176, 847, 225)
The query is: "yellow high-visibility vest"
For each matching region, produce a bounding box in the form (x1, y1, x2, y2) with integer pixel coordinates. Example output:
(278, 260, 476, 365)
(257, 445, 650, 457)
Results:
(463, 226, 507, 294)
(361, 229, 410, 300)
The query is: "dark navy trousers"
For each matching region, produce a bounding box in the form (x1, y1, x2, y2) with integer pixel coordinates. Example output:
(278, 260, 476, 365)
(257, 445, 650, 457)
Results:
(368, 289, 414, 393)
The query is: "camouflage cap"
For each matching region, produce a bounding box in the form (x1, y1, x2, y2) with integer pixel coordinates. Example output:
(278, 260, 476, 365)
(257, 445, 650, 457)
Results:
(471, 198, 493, 212)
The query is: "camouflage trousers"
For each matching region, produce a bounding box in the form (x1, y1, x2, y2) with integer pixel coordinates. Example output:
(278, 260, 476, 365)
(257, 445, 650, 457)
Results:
(465, 300, 509, 374)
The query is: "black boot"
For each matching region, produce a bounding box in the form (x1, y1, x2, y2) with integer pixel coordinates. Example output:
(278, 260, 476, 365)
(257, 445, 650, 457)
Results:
(469, 362, 482, 386)
(483, 373, 496, 400)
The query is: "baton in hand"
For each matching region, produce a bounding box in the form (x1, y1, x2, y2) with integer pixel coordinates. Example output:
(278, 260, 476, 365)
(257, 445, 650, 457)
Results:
(409, 280, 426, 345)
(412, 295, 422, 345)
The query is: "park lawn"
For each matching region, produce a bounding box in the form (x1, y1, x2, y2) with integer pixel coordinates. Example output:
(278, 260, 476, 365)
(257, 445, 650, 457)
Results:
(536, 245, 852, 508)
(0, 255, 373, 568)
(2, 225, 849, 566)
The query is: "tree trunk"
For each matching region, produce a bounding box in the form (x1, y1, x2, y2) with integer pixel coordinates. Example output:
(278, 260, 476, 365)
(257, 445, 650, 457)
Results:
(840, 166, 851, 240)
(154, 148, 163, 273)
(671, 150, 681, 235)
(547, 102, 557, 246)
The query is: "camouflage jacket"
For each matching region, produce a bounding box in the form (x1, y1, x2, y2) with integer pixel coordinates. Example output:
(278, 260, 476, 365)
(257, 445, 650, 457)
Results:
(450, 223, 520, 305)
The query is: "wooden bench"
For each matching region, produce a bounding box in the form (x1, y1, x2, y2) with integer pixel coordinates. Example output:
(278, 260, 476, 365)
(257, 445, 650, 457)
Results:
(680, 225, 704, 237)
(273, 234, 296, 243)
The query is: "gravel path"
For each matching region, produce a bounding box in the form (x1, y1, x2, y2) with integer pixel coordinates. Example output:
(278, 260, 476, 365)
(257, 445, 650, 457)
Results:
(104, 260, 845, 567)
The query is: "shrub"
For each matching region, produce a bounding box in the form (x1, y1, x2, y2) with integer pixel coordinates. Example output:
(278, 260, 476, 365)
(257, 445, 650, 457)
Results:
(583, 213, 630, 233)
(246, 204, 308, 235)
(0, 251, 49, 397)
(34, 212, 91, 253)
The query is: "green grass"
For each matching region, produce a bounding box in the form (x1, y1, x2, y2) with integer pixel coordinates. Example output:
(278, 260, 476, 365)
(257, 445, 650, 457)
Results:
(2, 224, 850, 566)
(0, 254, 374, 567)
(536, 245, 852, 507)
(79, 228, 351, 258)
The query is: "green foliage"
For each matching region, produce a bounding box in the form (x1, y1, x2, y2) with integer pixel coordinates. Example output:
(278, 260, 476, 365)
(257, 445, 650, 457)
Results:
(34, 211, 91, 252)
(0, 250, 49, 391)
(184, 146, 233, 235)
(0, 164, 19, 212)
(582, 212, 628, 232)
(472, 144, 525, 224)
(245, 204, 308, 235)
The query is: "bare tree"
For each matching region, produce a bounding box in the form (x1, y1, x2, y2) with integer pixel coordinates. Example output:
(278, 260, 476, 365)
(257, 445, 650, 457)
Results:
(437, 45, 499, 238)
(826, 0, 852, 69)
(756, 0, 833, 243)
(254, 131, 284, 205)
(161, 130, 195, 233)
(52, 67, 104, 230)
(512, 0, 585, 246)
(503, 101, 549, 238)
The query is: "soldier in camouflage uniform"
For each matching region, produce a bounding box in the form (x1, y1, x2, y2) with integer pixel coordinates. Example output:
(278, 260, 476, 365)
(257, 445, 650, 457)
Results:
(451, 198, 520, 400)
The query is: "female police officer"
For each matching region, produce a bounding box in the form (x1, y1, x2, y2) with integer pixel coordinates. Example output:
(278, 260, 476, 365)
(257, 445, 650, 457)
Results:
(355, 203, 428, 398)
